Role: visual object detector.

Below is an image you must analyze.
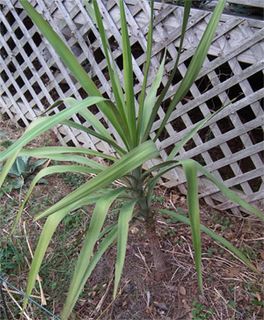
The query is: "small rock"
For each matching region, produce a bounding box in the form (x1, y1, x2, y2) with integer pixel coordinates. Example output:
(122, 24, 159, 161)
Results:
(130, 226, 139, 234)
(179, 286, 186, 295)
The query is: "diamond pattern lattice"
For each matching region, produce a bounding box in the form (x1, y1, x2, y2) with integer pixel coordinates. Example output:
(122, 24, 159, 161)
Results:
(0, 0, 263, 214)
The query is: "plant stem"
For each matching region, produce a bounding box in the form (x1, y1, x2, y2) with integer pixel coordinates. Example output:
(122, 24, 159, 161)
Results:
(133, 167, 168, 279)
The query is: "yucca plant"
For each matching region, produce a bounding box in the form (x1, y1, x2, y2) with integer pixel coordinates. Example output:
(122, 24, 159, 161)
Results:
(0, 0, 263, 318)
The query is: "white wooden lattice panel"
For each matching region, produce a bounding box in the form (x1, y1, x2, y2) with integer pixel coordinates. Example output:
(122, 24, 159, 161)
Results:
(0, 0, 263, 214)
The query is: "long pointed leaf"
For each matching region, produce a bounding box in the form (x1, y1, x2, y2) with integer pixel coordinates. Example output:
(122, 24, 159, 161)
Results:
(23, 208, 69, 309)
(154, 1, 226, 141)
(183, 160, 264, 222)
(35, 141, 158, 220)
(62, 120, 125, 155)
(20, 0, 128, 146)
(93, 0, 129, 136)
(114, 200, 136, 298)
(61, 225, 118, 319)
(119, 0, 136, 147)
(182, 159, 203, 290)
(161, 209, 258, 272)
(137, 0, 154, 142)
(12, 165, 96, 234)
(143, 0, 192, 141)
(20, 146, 116, 162)
(62, 189, 124, 318)
(140, 54, 166, 139)
(0, 97, 106, 163)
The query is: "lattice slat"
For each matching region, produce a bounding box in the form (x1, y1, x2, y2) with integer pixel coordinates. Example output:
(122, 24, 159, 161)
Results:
(0, 0, 263, 213)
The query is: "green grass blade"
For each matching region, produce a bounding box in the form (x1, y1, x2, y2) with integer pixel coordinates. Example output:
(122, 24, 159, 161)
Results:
(61, 226, 117, 319)
(185, 160, 264, 222)
(119, 0, 137, 147)
(137, 0, 154, 142)
(114, 200, 136, 298)
(11, 165, 96, 234)
(182, 159, 203, 291)
(143, 1, 192, 141)
(20, 146, 116, 162)
(154, 1, 226, 141)
(160, 209, 258, 272)
(62, 189, 124, 318)
(62, 120, 126, 155)
(35, 141, 158, 220)
(0, 97, 106, 163)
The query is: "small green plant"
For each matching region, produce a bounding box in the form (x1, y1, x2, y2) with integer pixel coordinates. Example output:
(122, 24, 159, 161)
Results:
(63, 172, 87, 189)
(0, 241, 23, 274)
(0, 140, 46, 196)
(192, 301, 214, 320)
(0, 1, 263, 319)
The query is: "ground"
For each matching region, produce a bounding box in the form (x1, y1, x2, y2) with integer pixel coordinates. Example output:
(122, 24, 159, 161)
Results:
(0, 114, 263, 320)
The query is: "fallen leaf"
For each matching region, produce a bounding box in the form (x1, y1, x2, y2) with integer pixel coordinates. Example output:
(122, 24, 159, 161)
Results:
(225, 267, 240, 277)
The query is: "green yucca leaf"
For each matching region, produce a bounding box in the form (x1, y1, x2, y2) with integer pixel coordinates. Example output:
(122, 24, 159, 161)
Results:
(23, 189, 104, 311)
(84, 0, 96, 23)
(154, 0, 226, 141)
(143, 0, 192, 141)
(0, 97, 106, 163)
(61, 226, 118, 319)
(167, 116, 211, 160)
(62, 97, 130, 150)
(119, 0, 137, 147)
(20, 0, 98, 96)
(184, 160, 264, 222)
(92, 0, 130, 139)
(137, 0, 154, 142)
(161, 209, 258, 273)
(140, 54, 166, 140)
(145, 161, 179, 204)
(0, 149, 20, 189)
(62, 120, 126, 155)
(35, 141, 158, 220)
(77, 109, 112, 141)
(20, 0, 129, 147)
(167, 94, 235, 161)
(12, 165, 96, 234)
(114, 200, 136, 298)
(62, 188, 124, 318)
(23, 208, 69, 310)
(182, 159, 202, 290)
(21, 154, 105, 171)
(20, 146, 116, 162)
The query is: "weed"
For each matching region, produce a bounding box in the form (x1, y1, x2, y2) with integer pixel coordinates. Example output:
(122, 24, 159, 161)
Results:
(192, 301, 214, 320)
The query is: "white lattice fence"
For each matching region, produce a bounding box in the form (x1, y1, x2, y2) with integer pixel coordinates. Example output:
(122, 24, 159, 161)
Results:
(0, 0, 263, 214)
